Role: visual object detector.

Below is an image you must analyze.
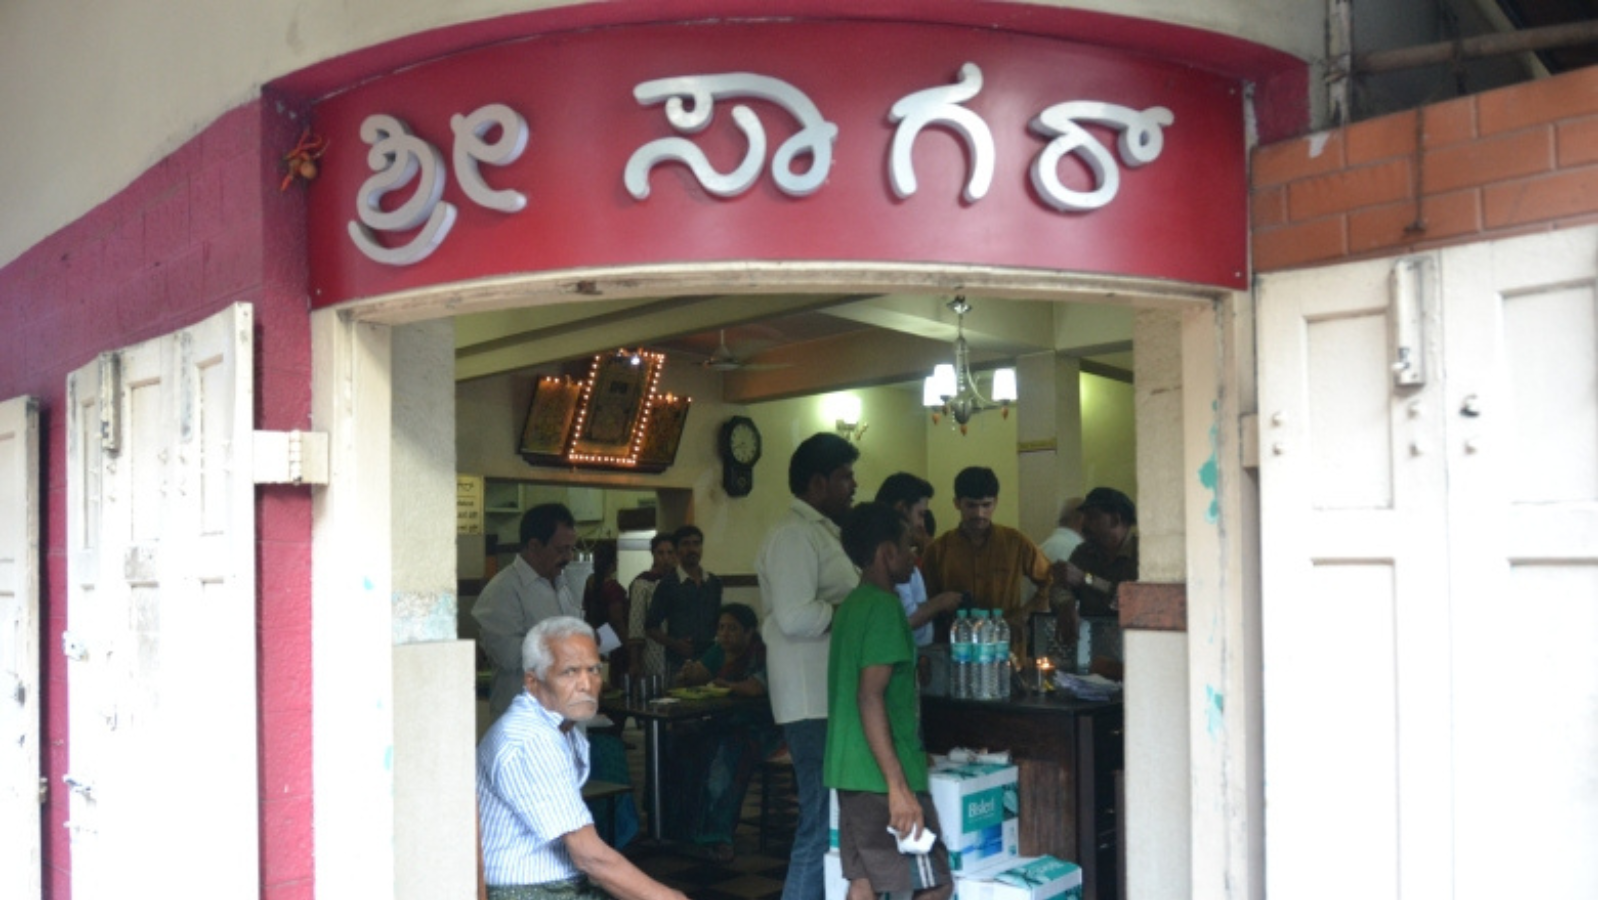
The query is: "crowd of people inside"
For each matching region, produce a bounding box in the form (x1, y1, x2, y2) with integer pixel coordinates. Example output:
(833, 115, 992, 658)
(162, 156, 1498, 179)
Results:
(471, 431, 1139, 900)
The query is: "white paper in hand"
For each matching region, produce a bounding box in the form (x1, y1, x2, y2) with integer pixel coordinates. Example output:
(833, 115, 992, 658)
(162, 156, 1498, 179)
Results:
(595, 623, 623, 655)
(887, 826, 937, 855)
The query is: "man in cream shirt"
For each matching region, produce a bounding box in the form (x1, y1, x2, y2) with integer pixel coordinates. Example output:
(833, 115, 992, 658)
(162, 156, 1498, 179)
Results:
(756, 433, 860, 900)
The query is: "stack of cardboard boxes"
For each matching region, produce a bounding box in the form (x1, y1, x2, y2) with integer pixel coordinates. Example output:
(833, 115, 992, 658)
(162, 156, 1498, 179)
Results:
(822, 758, 1083, 900)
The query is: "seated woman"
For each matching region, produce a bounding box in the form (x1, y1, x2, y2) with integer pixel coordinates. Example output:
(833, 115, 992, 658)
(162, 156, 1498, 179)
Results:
(672, 603, 778, 861)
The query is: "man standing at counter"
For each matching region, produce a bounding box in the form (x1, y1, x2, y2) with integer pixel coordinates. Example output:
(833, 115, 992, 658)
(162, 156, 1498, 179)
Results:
(922, 467, 1053, 651)
(756, 433, 861, 900)
(874, 473, 963, 648)
(474, 503, 582, 718)
(1059, 488, 1139, 680)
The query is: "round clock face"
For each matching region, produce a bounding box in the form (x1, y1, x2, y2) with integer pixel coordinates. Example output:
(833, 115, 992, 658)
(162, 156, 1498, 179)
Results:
(727, 419, 761, 465)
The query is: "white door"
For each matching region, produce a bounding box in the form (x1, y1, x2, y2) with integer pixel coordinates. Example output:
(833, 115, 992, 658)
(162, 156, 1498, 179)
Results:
(0, 394, 41, 900)
(1441, 229, 1598, 900)
(64, 304, 259, 898)
(1258, 227, 1597, 900)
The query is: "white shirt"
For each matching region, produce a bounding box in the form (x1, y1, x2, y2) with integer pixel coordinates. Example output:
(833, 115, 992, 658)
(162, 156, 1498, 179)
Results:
(756, 497, 859, 724)
(895, 567, 935, 647)
(477, 692, 594, 886)
(472, 555, 581, 717)
(1039, 526, 1084, 564)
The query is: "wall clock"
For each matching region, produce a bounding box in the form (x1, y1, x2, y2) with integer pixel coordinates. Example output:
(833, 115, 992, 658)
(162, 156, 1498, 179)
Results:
(719, 416, 761, 497)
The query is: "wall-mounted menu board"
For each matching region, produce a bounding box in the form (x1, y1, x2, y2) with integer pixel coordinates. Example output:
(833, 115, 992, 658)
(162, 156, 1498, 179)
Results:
(518, 349, 690, 473)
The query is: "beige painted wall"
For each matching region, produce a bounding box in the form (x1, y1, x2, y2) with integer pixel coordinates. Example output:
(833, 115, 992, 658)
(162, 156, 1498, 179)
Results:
(0, 0, 1322, 269)
(1080, 371, 1137, 500)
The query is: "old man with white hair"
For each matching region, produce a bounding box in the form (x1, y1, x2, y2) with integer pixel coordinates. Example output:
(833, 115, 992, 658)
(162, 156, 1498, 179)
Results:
(477, 616, 689, 900)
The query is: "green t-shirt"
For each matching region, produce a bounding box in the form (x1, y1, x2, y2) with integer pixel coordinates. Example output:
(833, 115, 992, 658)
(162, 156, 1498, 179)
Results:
(823, 581, 928, 793)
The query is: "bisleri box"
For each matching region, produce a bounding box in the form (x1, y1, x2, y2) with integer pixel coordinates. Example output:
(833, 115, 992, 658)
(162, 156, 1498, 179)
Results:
(928, 762, 1020, 872)
(958, 856, 1083, 900)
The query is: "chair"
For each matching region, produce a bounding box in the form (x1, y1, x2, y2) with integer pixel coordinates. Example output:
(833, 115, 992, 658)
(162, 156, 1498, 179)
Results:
(748, 748, 798, 852)
(582, 779, 634, 844)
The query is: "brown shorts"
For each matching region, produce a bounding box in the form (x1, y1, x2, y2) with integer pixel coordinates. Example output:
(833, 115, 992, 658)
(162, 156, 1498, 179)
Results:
(836, 790, 952, 894)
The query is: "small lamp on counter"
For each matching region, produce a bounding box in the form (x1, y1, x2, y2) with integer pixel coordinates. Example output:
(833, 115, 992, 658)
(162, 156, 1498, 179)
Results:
(1032, 657, 1056, 694)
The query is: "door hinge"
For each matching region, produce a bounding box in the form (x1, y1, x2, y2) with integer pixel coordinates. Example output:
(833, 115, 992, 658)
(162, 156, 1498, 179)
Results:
(1389, 256, 1432, 388)
(39, 776, 48, 804)
(253, 430, 330, 485)
(98, 350, 122, 455)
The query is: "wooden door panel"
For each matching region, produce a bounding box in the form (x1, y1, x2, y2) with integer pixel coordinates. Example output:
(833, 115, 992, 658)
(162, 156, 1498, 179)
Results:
(64, 305, 259, 899)
(0, 395, 41, 900)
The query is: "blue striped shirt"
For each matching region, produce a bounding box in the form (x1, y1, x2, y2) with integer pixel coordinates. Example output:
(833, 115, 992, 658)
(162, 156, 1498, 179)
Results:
(477, 692, 595, 886)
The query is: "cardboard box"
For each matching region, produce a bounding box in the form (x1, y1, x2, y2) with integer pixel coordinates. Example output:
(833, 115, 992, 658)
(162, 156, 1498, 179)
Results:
(953, 855, 1026, 900)
(927, 762, 1020, 872)
(959, 856, 1083, 900)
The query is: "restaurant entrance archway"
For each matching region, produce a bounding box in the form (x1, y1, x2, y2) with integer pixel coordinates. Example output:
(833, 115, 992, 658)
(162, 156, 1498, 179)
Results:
(308, 260, 1251, 900)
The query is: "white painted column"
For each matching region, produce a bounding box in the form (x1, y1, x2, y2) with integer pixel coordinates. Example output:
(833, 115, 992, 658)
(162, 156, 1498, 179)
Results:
(1126, 309, 1191, 900)
(312, 312, 397, 900)
(1180, 294, 1261, 900)
(390, 320, 479, 900)
(1016, 351, 1084, 541)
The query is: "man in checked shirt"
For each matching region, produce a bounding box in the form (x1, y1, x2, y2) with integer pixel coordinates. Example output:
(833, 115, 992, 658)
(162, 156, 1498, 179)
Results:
(477, 616, 689, 900)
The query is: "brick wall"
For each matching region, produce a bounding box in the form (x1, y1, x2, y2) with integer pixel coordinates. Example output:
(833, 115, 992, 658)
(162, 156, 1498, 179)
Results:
(1252, 67, 1597, 271)
(0, 99, 315, 900)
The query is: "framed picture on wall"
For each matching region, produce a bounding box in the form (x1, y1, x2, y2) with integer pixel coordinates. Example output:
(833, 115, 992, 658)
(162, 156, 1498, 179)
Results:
(636, 395, 691, 472)
(567, 350, 665, 467)
(518, 376, 583, 465)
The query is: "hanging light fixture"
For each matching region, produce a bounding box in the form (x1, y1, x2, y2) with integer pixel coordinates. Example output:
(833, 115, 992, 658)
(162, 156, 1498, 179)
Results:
(923, 296, 1017, 434)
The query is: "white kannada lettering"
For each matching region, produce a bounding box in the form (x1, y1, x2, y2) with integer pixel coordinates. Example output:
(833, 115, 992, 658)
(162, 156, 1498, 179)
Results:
(888, 62, 995, 203)
(347, 114, 457, 265)
(1028, 102, 1173, 212)
(451, 103, 529, 213)
(624, 73, 838, 199)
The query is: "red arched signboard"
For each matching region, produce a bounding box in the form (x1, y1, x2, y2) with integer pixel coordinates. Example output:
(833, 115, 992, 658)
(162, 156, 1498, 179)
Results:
(306, 20, 1249, 306)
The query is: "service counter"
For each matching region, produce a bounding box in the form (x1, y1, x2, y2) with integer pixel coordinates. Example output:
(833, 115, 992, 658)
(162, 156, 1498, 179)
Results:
(922, 693, 1123, 900)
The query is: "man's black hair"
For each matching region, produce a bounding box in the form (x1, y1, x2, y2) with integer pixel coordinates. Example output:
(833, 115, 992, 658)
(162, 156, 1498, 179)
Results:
(874, 472, 935, 509)
(787, 432, 860, 496)
(649, 532, 676, 551)
(953, 466, 1000, 501)
(673, 524, 705, 545)
(841, 502, 907, 568)
(519, 503, 576, 546)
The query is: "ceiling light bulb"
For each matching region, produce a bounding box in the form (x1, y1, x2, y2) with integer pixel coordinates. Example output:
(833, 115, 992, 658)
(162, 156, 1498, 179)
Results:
(991, 368, 1017, 402)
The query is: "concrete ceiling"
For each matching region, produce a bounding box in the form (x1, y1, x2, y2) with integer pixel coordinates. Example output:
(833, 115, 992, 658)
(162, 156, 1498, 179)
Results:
(453, 292, 1135, 402)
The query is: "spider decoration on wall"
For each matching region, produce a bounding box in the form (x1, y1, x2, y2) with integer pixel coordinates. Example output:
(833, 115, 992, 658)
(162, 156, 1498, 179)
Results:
(279, 129, 329, 191)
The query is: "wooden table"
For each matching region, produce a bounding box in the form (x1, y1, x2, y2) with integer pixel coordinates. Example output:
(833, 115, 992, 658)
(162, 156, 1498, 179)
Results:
(599, 692, 771, 842)
(922, 693, 1123, 900)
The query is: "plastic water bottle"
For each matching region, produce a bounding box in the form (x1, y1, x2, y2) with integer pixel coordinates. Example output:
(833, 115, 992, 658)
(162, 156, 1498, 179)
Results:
(992, 614, 1012, 700)
(950, 610, 973, 699)
(973, 610, 996, 700)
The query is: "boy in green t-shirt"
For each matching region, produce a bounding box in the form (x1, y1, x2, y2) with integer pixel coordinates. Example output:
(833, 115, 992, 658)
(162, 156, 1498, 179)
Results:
(825, 502, 953, 900)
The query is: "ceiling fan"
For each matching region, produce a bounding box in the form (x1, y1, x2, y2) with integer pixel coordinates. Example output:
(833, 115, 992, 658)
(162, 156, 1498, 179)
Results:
(701, 329, 793, 372)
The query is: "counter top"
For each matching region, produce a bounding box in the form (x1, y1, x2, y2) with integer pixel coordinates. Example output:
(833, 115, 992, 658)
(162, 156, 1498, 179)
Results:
(923, 691, 1121, 716)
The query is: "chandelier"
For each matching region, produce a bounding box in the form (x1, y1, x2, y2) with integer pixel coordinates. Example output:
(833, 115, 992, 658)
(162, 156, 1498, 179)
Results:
(923, 297, 1017, 434)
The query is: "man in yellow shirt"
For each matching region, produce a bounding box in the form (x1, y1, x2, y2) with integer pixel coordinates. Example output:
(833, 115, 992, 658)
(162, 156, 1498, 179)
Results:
(921, 467, 1054, 652)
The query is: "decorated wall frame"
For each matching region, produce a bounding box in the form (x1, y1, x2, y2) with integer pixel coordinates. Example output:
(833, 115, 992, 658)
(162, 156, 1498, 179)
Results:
(518, 349, 690, 473)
